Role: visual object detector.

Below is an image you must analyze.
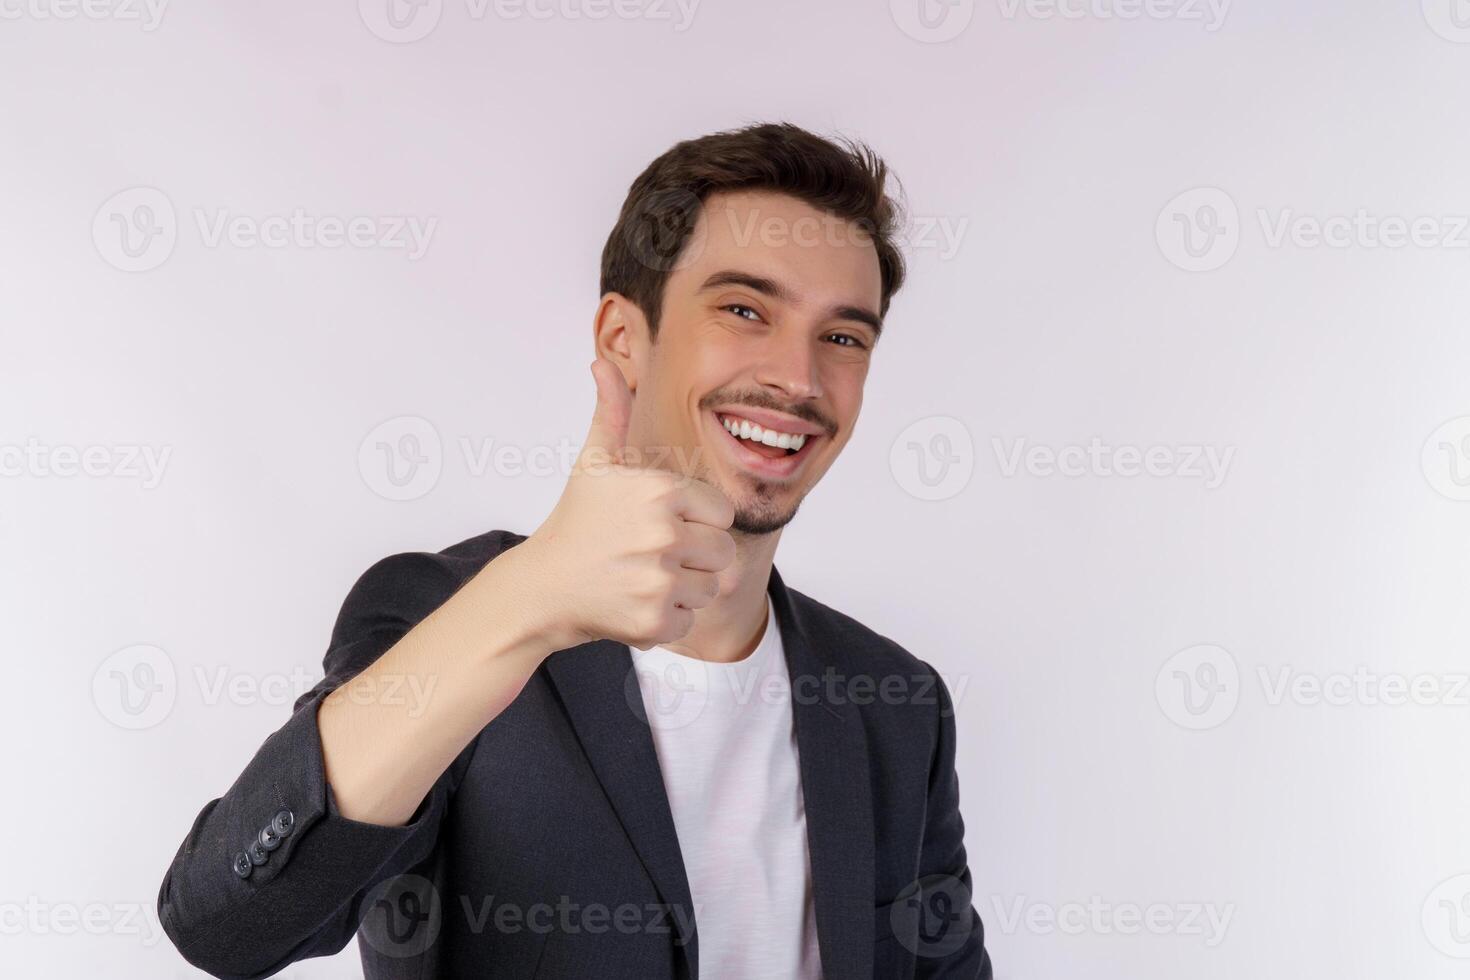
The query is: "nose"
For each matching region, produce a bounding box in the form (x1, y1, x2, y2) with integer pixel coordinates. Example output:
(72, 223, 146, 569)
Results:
(752, 327, 823, 402)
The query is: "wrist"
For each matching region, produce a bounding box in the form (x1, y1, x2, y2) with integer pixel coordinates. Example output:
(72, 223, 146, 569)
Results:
(474, 536, 583, 656)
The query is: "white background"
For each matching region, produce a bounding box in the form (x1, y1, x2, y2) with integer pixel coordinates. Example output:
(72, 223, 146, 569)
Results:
(3, 0, 1470, 977)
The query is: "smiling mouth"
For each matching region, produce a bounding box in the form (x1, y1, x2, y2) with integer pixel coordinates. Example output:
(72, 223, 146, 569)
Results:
(710, 410, 823, 477)
(717, 412, 809, 456)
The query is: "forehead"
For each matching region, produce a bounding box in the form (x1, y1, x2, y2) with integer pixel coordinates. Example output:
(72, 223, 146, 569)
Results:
(669, 190, 883, 313)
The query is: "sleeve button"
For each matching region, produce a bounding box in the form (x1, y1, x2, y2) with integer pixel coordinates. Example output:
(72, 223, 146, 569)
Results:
(232, 852, 253, 879)
(248, 840, 270, 865)
(271, 809, 295, 838)
(259, 825, 282, 851)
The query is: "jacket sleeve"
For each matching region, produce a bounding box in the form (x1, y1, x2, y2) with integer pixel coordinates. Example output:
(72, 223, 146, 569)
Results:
(913, 665, 994, 979)
(157, 550, 476, 979)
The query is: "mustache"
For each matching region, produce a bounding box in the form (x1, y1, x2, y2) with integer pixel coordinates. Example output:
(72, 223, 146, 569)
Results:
(699, 389, 838, 437)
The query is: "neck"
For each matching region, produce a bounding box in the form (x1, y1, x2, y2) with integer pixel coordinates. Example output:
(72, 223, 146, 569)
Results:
(659, 527, 781, 663)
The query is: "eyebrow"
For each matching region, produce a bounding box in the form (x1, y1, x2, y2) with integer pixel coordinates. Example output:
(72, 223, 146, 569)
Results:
(698, 270, 883, 339)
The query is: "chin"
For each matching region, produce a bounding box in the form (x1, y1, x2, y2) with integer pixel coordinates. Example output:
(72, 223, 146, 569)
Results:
(726, 483, 804, 536)
(692, 429, 821, 536)
(731, 507, 799, 536)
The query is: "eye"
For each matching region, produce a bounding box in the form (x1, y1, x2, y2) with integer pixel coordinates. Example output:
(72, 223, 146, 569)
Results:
(825, 332, 870, 350)
(721, 303, 764, 322)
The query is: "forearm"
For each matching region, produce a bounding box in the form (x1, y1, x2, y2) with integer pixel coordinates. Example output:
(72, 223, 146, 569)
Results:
(318, 540, 564, 826)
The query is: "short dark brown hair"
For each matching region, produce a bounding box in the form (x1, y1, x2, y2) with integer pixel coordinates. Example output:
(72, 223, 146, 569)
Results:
(599, 121, 907, 340)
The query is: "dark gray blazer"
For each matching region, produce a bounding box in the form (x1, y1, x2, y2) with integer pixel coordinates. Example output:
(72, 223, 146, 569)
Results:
(158, 529, 992, 979)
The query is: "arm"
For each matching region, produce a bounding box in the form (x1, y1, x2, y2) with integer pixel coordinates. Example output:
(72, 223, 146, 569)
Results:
(156, 538, 556, 979)
(316, 540, 563, 826)
(157, 359, 736, 979)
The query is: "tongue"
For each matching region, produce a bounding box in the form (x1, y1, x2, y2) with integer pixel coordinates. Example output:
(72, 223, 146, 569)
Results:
(742, 437, 789, 459)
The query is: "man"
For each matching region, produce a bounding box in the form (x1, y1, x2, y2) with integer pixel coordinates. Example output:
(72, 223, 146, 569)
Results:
(158, 121, 992, 979)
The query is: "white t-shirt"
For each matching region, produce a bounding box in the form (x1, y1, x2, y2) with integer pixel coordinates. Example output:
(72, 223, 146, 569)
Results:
(630, 595, 823, 979)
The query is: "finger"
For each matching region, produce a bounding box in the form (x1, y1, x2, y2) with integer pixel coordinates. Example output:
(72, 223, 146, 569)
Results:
(672, 478, 735, 529)
(650, 606, 695, 647)
(676, 523, 736, 573)
(575, 358, 632, 471)
(670, 570, 720, 611)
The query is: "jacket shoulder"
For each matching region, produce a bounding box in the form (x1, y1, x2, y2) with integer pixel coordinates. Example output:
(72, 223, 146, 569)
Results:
(783, 583, 936, 680)
(331, 529, 528, 641)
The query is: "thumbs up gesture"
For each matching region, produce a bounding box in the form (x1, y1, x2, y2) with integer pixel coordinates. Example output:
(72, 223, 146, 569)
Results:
(518, 359, 737, 651)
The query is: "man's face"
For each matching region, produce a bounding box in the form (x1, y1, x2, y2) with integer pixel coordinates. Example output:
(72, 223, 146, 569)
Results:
(626, 190, 884, 536)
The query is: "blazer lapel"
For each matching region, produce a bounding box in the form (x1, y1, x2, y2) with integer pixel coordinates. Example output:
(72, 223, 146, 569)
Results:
(541, 567, 875, 980)
(769, 565, 876, 980)
(543, 641, 699, 978)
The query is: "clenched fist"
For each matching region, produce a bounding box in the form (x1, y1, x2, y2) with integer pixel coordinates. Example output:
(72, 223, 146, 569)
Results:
(516, 359, 736, 651)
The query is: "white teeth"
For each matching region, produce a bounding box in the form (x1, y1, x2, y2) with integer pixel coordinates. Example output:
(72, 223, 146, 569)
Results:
(720, 414, 808, 452)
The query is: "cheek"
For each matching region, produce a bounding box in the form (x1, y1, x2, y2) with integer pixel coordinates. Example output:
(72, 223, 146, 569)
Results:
(824, 367, 866, 422)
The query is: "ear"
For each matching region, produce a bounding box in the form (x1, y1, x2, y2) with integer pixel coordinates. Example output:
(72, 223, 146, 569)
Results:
(593, 293, 649, 393)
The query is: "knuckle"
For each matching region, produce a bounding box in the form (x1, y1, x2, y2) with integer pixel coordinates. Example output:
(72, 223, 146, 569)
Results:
(645, 469, 680, 498)
(653, 524, 681, 553)
(639, 567, 677, 600)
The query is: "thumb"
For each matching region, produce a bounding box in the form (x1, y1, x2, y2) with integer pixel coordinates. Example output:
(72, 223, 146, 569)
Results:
(578, 358, 633, 469)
